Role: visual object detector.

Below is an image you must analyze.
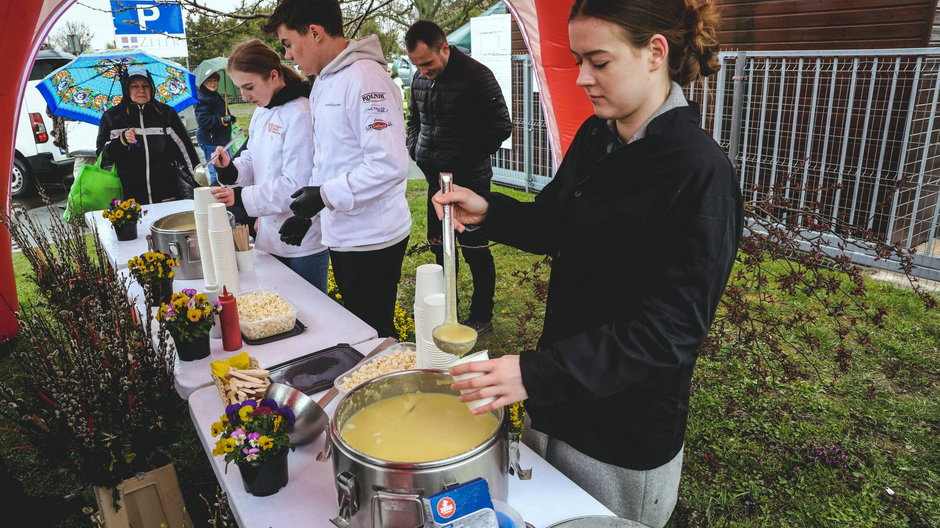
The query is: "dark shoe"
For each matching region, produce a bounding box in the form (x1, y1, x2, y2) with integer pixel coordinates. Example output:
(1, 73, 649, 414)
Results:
(463, 317, 493, 336)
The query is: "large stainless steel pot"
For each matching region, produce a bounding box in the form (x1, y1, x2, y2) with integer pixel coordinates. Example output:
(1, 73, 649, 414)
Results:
(147, 211, 203, 279)
(327, 370, 531, 528)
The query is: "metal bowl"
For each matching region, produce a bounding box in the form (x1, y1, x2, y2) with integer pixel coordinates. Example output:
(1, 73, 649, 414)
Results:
(263, 382, 327, 444)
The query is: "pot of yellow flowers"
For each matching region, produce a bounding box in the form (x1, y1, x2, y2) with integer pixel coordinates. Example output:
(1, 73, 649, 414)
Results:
(157, 288, 221, 361)
(129, 251, 179, 306)
(103, 198, 143, 240)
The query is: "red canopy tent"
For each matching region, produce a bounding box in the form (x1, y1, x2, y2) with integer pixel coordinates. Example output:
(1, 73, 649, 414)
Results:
(0, 0, 589, 343)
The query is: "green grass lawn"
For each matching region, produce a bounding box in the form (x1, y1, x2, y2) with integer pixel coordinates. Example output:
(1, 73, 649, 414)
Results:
(2, 179, 937, 527)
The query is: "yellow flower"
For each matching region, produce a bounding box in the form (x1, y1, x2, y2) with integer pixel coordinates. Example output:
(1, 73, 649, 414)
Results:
(273, 414, 282, 432)
(114, 209, 124, 219)
(211, 421, 225, 437)
(187, 308, 202, 322)
(120, 201, 130, 210)
(144, 252, 156, 262)
(258, 436, 274, 450)
(211, 441, 224, 457)
(102, 210, 108, 218)
(220, 414, 229, 426)
(238, 405, 254, 423)
(195, 293, 207, 304)
(222, 438, 236, 453)
(168, 271, 175, 278)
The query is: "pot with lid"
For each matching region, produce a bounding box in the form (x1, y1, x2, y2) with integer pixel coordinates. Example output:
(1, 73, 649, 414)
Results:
(326, 369, 531, 528)
(147, 211, 224, 280)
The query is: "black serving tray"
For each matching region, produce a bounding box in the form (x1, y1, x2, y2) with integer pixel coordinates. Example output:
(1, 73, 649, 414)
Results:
(242, 320, 307, 346)
(266, 343, 364, 395)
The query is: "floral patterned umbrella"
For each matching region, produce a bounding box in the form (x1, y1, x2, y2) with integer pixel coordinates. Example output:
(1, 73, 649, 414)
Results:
(35, 49, 198, 126)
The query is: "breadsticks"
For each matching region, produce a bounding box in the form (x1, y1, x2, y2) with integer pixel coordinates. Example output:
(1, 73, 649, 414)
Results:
(221, 366, 271, 405)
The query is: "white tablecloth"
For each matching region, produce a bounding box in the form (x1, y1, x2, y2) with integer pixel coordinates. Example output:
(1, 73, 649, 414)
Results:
(188, 342, 615, 528)
(92, 200, 378, 399)
(84, 199, 195, 270)
(120, 249, 377, 399)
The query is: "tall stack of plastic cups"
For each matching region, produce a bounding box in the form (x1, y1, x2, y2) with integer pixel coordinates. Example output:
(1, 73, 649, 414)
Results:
(207, 203, 240, 294)
(193, 188, 218, 286)
(413, 264, 445, 368)
(204, 282, 223, 339)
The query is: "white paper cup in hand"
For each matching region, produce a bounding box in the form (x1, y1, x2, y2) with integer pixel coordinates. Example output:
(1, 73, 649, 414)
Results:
(449, 350, 496, 412)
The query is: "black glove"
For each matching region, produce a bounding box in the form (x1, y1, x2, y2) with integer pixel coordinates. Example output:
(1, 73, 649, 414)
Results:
(222, 114, 236, 125)
(279, 215, 312, 246)
(289, 186, 325, 218)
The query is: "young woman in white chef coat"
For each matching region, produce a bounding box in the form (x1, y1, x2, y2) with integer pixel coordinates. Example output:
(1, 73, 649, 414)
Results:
(210, 39, 329, 292)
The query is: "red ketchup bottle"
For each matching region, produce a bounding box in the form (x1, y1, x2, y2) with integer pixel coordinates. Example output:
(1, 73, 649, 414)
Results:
(219, 286, 243, 351)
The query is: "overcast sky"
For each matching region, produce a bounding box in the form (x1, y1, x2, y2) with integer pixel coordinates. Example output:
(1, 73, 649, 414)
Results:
(50, 0, 238, 50)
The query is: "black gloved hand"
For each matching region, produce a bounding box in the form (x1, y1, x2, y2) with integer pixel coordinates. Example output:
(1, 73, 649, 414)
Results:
(222, 114, 236, 125)
(289, 186, 325, 218)
(279, 215, 312, 246)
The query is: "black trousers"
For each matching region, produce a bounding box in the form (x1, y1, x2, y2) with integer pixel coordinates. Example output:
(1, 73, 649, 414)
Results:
(330, 236, 409, 338)
(422, 165, 496, 322)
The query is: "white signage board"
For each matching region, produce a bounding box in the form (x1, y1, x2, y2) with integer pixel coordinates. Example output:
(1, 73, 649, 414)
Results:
(471, 14, 512, 149)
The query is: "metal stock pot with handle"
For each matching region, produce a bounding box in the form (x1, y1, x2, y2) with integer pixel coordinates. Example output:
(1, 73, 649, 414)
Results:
(147, 211, 203, 279)
(325, 369, 531, 528)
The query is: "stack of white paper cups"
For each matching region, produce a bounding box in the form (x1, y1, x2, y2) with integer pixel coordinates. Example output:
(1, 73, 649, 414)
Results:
(416, 293, 462, 369)
(204, 282, 222, 339)
(413, 264, 445, 368)
(207, 203, 239, 294)
(193, 188, 218, 286)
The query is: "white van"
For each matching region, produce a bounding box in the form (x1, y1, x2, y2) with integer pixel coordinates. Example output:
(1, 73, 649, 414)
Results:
(13, 50, 100, 197)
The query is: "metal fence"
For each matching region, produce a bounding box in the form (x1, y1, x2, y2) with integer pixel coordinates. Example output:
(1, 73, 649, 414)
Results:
(497, 50, 940, 280)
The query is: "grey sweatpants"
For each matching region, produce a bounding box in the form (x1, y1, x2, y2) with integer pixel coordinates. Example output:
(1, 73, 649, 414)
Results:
(524, 424, 683, 528)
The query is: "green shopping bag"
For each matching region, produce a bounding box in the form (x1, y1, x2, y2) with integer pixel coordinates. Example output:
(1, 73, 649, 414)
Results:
(63, 154, 124, 222)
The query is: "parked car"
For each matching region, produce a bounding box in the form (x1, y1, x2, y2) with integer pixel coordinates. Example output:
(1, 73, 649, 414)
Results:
(13, 50, 100, 197)
(391, 55, 415, 88)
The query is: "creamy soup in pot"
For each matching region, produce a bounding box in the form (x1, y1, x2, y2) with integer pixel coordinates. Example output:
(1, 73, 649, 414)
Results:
(340, 392, 498, 462)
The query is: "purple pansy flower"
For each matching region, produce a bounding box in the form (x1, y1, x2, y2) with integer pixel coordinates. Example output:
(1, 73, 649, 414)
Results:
(181, 288, 197, 297)
(281, 408, 296, 427)
(260, 398, 278, 410)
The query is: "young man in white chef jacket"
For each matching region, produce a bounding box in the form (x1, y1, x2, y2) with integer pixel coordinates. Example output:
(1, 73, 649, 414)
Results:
(264, 0, 412, 339)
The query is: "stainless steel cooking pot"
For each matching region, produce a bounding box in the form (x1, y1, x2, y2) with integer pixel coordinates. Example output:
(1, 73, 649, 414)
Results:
(147, 211, 203, 279)
(326, 370, 531, 528)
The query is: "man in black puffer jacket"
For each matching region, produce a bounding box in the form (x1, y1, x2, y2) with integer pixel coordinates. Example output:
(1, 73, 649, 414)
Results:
(406, 20, 512, 334)
(96, 65, 200, 204)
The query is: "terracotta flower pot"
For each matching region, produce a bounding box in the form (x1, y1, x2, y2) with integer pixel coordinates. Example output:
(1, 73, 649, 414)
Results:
(172, 333, 209, 362)
(238, 448, 289, 497)
(113, 222, 138, 241)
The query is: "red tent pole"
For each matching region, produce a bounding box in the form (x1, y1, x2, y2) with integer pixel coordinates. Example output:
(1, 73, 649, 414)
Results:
(0, 0, 74, 342)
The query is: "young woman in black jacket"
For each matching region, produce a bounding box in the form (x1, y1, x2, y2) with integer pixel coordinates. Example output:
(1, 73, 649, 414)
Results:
(439, 1, 743, 526)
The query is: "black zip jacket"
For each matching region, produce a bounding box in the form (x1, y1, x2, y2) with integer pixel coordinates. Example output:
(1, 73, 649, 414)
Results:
(407, 47, 511, 185)
(483, 103, 743, 469)
(96, 72, 199, 204)
(195, 86, 233, 147)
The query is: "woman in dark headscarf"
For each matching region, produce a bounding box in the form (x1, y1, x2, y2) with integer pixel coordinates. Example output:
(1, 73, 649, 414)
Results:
(96, 65, 200, 204)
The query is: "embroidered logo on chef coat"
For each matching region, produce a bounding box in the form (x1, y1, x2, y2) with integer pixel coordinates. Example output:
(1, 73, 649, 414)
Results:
(436, 497, 456, 518)
(365, 105, 388, 114)
(324, 103, 341, 107)
(267, 122, 282, 135)
(365, 119, 391, 131)
(360, 92, 386, 103)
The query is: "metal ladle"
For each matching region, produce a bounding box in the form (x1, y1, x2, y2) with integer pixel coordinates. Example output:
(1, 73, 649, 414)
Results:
(431, 173, 477, 357)
(193, 130, 244, 185)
